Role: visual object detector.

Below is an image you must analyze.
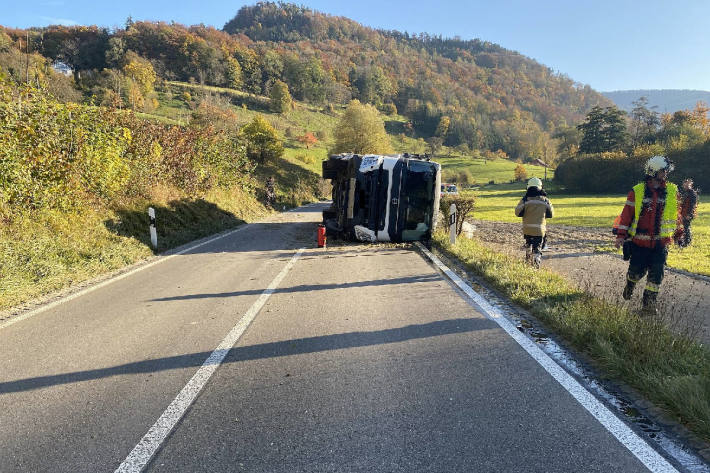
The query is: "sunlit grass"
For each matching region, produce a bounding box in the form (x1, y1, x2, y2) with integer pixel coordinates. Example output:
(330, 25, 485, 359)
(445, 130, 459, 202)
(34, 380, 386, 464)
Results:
(434, 156, 552, 187)
(472, 182, 710, 276)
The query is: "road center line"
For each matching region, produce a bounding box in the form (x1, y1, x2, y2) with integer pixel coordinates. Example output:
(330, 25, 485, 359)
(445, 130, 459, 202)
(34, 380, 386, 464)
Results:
(416, 242, 679, 473)
(114, 248, 305, 473)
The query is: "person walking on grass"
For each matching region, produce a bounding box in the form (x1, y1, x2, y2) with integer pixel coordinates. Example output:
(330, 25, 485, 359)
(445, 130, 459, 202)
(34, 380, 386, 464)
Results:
(614, 156, 684, 316)
(679, 178, 699, 248)
(515, 177, 554, 268)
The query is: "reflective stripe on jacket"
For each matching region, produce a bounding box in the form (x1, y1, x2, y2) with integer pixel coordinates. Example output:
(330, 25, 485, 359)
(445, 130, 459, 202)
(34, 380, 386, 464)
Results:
(629, 182, 678, 239)
(617, 180, 683, 248)
(515, 195, 554, 237)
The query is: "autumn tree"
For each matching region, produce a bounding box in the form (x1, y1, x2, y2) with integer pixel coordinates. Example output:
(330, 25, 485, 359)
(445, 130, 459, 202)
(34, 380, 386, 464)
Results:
(297, 132, 318, 149)
(514, 163, 527, 181)
(122, 51, 156, 110)
(435, 116, 451, 138)
(122, 51, 156, 94)
(269, 80, 292, 113)
(241, 115, 284, 163)
(332, 100, 392, 154)
(225, 55, 243, 90)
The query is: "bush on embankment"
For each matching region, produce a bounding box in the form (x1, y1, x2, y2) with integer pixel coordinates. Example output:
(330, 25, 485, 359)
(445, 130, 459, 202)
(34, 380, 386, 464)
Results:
(0, 82, 321, 312)
(0, 82, 254, 214)
(433, 232, 710, 443)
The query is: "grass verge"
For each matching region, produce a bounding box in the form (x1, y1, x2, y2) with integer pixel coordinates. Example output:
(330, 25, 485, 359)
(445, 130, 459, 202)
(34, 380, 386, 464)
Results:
(433, 231, 710, 443)
(1, 185, 276, 313)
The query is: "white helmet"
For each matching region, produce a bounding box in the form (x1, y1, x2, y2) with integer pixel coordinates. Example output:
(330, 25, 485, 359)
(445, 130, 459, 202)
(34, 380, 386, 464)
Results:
(527, 177, 543, 190)
(644, 155, 674, 176)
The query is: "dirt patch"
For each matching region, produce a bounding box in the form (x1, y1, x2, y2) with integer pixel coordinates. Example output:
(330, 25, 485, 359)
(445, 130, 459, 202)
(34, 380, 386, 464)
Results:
(470, 219, 710, 346)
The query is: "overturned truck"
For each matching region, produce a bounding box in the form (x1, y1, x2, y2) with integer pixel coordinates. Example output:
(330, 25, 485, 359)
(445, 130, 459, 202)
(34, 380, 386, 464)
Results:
(322, 153, 441, 242)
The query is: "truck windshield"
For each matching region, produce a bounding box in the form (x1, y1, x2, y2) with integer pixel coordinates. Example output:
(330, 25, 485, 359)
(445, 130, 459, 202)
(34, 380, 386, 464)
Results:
(402, 160, 435, 240)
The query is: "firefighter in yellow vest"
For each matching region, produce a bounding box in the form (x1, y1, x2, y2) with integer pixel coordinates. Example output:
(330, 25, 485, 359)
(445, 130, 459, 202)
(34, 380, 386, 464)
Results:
(613, 156, 684, 315)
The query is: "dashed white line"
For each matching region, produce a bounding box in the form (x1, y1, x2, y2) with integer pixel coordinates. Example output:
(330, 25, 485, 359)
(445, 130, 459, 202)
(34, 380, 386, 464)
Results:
(114, 248, 304, 473)
(416, 242, 680, 473)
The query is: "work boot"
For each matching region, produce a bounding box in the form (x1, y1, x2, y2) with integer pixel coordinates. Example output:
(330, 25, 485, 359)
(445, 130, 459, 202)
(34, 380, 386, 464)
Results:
(622, 281, 635, 301)
(640, 290, 658, 316)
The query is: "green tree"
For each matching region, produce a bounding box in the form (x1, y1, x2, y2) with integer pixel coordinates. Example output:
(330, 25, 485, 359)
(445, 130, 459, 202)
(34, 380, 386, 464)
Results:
(269, 80, 292, 113)
(629, 96, 659, 147)
(240, 115, 284, 163)
(426, 136, 444, 156)
(332, 100, 392, 154)
(552, 126, 582, 157)
(351, 65, 395, 105)
(577, 106, 628, 153)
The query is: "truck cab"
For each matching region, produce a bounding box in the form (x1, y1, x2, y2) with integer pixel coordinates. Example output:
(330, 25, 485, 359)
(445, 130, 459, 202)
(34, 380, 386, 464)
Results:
(322, 153, 441, 242)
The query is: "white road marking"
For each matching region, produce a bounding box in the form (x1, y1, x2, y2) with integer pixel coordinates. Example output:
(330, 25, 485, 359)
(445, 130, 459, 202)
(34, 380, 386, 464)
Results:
(416, 242, 680, 473)
(0, 225, 249, 331)
(114, 248, 304, 473)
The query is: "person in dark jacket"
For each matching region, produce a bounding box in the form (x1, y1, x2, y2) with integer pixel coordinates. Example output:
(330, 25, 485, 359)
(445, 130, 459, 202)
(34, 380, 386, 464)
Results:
(679, 178, 699, 248)
(515, 177, 554, 267)
(265, 176, 276, 208)
(614, 156, 684, 315)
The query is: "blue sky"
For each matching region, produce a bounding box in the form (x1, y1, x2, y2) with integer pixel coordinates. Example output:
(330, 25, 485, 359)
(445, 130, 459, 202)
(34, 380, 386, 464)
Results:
(3, 0, 710, 92)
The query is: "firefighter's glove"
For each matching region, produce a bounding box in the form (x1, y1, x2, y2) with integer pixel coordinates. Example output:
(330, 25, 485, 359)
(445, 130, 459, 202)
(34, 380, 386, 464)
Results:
(614, 236, 625, 249)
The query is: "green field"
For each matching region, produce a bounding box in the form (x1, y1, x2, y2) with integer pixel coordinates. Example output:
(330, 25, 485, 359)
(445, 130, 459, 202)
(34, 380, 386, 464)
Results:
(435, 155, 552, 187)
(471, 182, 710, 276)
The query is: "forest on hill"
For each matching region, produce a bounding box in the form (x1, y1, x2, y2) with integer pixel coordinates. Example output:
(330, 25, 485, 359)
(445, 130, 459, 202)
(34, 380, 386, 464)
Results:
(0, 2, 611, 165)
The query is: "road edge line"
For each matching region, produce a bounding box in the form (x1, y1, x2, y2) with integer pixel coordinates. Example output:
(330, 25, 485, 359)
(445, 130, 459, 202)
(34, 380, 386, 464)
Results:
(0, 225, 249, 331)
(415, 242, 680, 473)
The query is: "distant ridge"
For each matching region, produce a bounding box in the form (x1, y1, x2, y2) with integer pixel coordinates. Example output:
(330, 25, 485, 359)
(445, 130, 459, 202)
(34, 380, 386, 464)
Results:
(602, 89, 710, 114)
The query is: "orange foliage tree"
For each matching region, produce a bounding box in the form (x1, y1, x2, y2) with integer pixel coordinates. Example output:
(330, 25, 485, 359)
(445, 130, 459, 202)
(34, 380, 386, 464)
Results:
(297, 132, 318, 149)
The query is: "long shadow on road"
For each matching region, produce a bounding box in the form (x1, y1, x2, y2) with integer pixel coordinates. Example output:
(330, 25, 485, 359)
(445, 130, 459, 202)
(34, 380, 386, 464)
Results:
(0, 317, 496, 395)
(148, 274, 441, 302)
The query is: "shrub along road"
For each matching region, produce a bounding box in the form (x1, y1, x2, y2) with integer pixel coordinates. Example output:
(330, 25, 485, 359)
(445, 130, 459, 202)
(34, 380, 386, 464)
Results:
(0, 204, 687, 472)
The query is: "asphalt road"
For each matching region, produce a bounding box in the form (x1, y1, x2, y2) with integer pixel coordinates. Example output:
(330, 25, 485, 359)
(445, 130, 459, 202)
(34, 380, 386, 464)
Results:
(0, 204, 680, 472)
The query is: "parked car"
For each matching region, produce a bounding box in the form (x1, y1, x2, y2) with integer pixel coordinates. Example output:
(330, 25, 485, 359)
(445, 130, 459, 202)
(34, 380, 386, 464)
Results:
(440, 183, 459, 197)
(322, 153, 441, 242)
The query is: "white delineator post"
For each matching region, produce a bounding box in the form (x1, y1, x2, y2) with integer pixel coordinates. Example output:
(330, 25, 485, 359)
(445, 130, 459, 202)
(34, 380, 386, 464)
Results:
(449, 203, 457, 245)
(148, 207, 158, 249)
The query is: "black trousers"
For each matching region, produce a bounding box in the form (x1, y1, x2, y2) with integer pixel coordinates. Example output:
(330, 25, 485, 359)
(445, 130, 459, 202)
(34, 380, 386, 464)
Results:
(682, 219, 693, 247)
(524, 235, 543, 253)
(626, 242, 668, 289)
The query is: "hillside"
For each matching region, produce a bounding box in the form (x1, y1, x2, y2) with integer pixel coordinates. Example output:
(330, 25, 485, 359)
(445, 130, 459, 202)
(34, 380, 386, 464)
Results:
(603, 89, 710, 113)
(0, 2, 611, 165)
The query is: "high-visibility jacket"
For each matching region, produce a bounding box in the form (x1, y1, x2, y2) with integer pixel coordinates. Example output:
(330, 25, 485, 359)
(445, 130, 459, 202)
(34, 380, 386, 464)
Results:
(616, 180, 683, 248)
